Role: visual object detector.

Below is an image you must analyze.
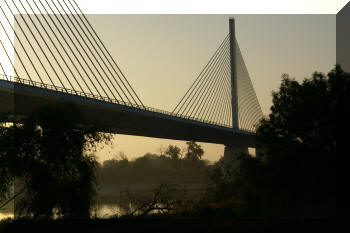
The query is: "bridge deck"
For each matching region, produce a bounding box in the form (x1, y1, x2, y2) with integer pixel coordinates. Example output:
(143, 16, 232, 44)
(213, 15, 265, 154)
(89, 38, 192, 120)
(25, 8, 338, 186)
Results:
(0, 79, 255, 147)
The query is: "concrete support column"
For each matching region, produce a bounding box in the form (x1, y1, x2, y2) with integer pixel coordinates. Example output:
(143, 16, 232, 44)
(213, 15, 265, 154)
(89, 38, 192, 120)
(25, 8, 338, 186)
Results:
(229, 17, 239, 130)
(223, 145, 249, 170)
(224, 145, 249, 157)
(255, 145, 267, 160)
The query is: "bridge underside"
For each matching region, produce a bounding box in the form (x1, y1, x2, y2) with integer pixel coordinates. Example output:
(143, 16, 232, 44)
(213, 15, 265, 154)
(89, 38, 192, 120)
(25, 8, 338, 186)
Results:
(0, 80, 255, 147)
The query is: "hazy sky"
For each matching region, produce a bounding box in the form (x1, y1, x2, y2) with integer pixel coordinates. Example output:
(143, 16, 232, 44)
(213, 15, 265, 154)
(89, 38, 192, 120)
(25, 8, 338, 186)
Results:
(83, 14, 335, 163)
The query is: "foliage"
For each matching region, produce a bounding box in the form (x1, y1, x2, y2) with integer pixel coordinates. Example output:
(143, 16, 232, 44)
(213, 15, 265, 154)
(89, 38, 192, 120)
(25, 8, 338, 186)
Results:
(208, 153, 264, 204)
(97, 148, 210, 188)
(96, 143, 210, 217)
(185, 141, 204, 161)
(0, 101, 112, 219)
(165, 145, 182, 160)
(116, 184, 183, 217)
(209, 65, 344, 217)
(0, 112, 17, 205)
(255, 65, 341, 209)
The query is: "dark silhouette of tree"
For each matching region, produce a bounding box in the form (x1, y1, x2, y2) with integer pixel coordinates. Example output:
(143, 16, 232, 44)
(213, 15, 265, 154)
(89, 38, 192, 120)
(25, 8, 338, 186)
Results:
(185, 141, 204, 161)
(0, 112, 18, 205)
(0, 101, 112, 219)
(209, 65, 344, 217)
(165, 145, 181, 160)
(255, 65, 343, 216)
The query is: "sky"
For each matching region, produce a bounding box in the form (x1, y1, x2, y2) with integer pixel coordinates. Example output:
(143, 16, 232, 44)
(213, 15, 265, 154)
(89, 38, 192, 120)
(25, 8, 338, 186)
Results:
(0, 0, 343, 163)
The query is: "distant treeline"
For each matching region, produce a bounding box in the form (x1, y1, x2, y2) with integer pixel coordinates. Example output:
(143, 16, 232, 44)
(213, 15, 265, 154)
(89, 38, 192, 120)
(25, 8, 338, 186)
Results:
(96, 143, 212, 190)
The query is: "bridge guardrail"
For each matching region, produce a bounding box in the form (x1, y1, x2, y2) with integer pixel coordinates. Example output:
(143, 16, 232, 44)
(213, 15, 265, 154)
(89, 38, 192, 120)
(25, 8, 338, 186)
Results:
(0, 74, 255, 133)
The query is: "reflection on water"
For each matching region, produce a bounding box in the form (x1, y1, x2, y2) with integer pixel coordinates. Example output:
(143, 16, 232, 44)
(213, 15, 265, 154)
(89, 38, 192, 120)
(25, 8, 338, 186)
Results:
(0, 211, 14, 220)
(0, 200, 14, 220)
(0, 186, 201, 220)
(0, 202, 127, 220)
(94, 204, 126, 218)
(0, 202, 171, 220)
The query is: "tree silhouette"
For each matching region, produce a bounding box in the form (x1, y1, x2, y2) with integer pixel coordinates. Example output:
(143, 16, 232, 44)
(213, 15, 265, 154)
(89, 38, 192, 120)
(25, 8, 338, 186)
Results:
(253, 65, 342, 216)
(209, 65, 344, 217)
(0, 111, 18, 205)
(165, 145, 182, 160)
(185, 141, 204, 161)
(0, 101, 112, 219)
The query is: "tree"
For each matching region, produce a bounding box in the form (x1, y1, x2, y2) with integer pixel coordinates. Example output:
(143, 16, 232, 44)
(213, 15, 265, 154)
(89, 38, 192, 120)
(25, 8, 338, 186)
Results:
(185, 141, 204, 161)
(165, 145, 181, 160)
(253, 65, 342, 216)
(0, 101, 112, 219)
(209, 65, 344, 217)
(0, 112, 18, 206)
(257, 67, 339, 157)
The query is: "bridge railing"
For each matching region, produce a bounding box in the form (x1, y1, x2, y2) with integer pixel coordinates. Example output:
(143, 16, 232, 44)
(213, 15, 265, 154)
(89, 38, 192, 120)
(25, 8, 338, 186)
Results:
(0, 74, 255, 133)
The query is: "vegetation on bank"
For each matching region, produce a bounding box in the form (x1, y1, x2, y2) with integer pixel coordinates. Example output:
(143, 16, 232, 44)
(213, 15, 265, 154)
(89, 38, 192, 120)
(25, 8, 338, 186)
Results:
(94, 142, 211, 217)
(208, 65, 341, 217)
(0, 102, 112, 219)
(97, 142, 209, 188)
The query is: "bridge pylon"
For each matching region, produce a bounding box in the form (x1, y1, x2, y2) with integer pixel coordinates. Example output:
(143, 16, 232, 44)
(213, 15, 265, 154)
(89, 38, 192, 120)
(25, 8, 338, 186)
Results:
(229, 17, 239, 131)
(225, 17, 250, 159)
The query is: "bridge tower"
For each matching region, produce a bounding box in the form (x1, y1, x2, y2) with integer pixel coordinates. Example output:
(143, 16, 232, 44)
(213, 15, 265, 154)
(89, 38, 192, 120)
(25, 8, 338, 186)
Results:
(229, 17, 239, 131)
(225, 17, 249, 157)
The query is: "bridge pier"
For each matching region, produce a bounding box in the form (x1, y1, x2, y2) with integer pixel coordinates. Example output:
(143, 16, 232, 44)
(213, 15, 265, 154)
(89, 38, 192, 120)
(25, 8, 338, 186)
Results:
(224, 144, 267, 159)
(222, 144, 249, 169)
(255, 144, 267, 159)
(224, 145, 248, 157)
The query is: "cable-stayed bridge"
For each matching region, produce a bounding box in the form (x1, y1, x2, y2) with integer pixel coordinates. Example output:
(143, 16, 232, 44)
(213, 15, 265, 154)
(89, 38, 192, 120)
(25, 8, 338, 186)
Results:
(0, 0, 263, 148)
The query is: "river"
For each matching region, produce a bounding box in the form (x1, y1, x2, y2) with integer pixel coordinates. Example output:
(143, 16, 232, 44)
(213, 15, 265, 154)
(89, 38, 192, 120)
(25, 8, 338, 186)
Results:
(0, 201, 128, 220)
